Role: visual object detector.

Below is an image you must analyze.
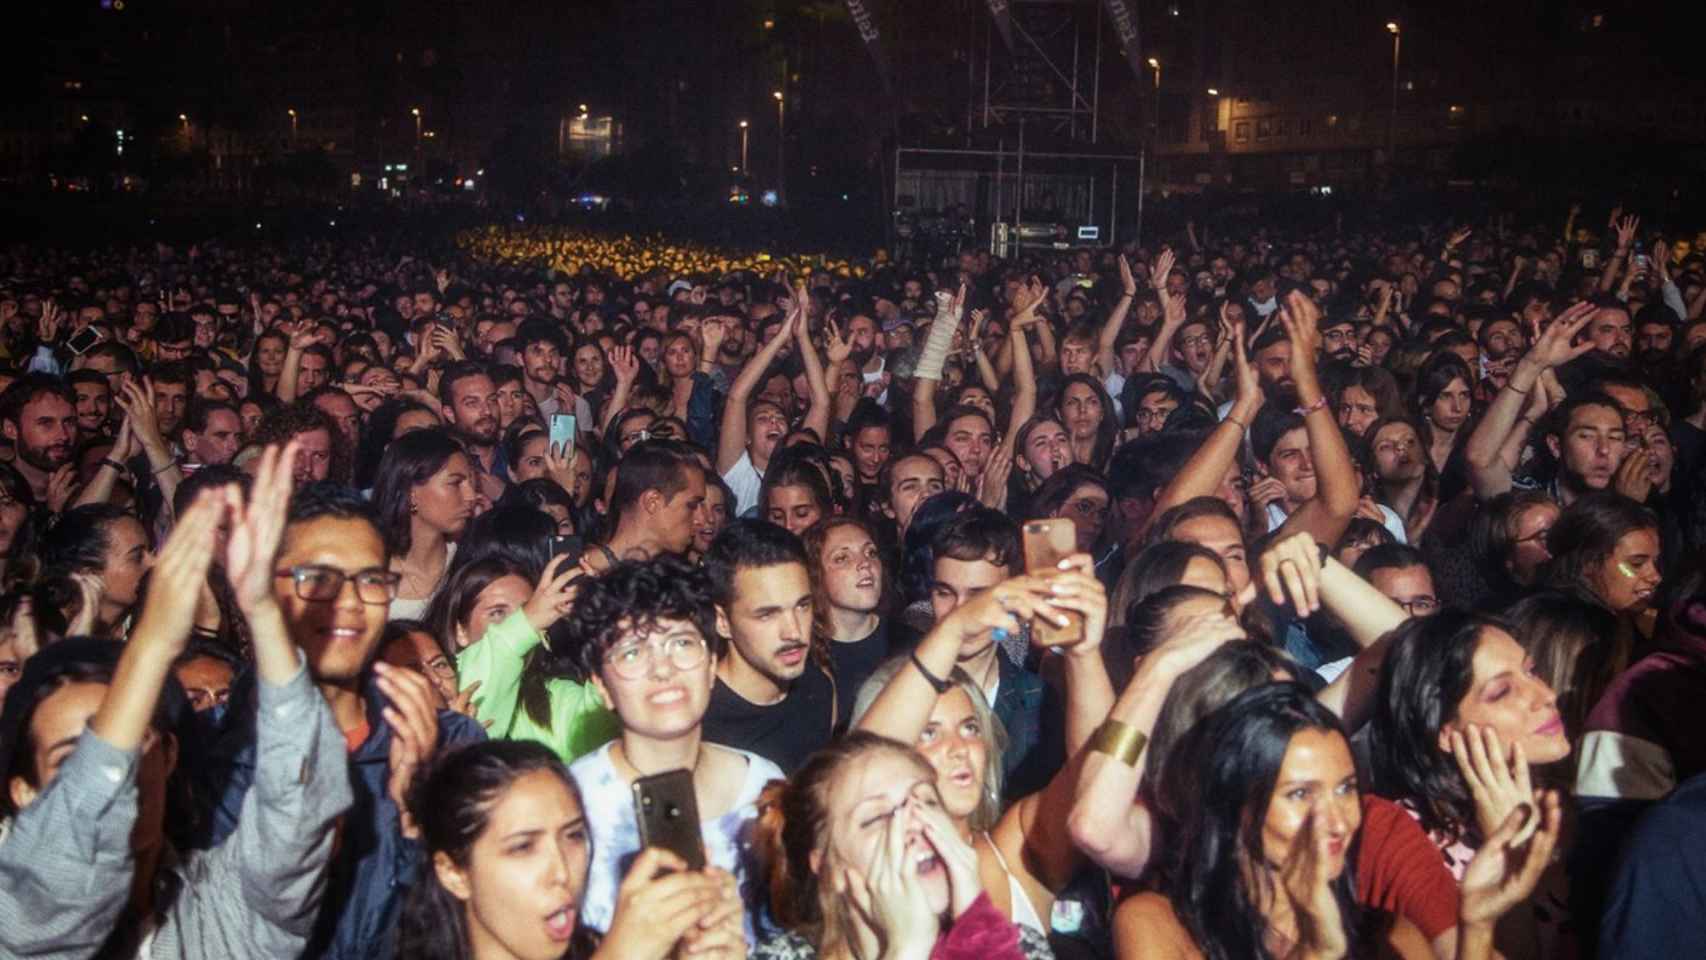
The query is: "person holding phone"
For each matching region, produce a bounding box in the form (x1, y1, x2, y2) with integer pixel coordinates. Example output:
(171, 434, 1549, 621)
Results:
(559, 555, 782, 945)
(399, 740, 743, 960)
(851, 539, 1111, 938)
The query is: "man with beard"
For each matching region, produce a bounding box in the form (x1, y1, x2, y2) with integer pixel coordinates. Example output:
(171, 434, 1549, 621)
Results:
(842, 312, 886, 390)
(0, 374, 77, 503)
(516, 319, 593, 443)
(1319, 315, 1359, 365)
(149, 362, 193, 441)
(437, 361, 506, 496)
(701, 519, 835, 774)
(66, 370, 112, 434)
(1582, 294, 1635, 363)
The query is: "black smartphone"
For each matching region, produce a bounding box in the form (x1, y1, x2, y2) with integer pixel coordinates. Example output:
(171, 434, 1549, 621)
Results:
(632, 769, 705, 871)
(66, 326, 102, 355)
(547, 534, 584, 567)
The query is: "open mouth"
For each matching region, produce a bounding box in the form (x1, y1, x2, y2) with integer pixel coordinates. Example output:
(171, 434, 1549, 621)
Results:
(648, 686, 688, 706)
(543, 903, 576, 942)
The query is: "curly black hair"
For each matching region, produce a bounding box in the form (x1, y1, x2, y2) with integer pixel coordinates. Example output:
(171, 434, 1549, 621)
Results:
(552, 555, 724, 683)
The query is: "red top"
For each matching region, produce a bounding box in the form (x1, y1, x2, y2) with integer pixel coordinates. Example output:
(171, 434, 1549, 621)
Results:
(932, 893, 1025, 960)
(1356, 794, 1459, 940)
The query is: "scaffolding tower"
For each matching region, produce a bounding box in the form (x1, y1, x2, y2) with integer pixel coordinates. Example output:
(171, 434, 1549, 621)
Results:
(978, 0, 1104, 142)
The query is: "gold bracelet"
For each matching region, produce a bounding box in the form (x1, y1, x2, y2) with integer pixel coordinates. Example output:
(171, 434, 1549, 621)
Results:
(1090, 719, 1148, 768)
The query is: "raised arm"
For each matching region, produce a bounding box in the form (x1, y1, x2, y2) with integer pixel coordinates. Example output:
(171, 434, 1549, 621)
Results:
(1272, 292, 1359, 546)
(910, 285, 967, 440)
(1095, 255, 1139, 377)
(795, 297, 839, 443)
(1598, 214, 1638, 294)
(995, 559, 1113, 896)
(277, 328, 314, 403)
(999, 321, 1039, 458)
(115, 379, 182, 518)
(717, 309, 796, 475)
(1465, 303, 1594, 499)
(1151, 309, 1261, 520)
(1066, 611, 1242, 877)
(1250, 533, 1405, 732)
(855, 571, 1061, 743)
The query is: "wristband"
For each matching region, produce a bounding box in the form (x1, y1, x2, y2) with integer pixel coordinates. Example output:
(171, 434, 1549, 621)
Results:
(1090, 719, 1148, 768)
(910, 650, 953, 694)
(1292, 395, 1329, 417)
(1226, 413, 1249, 432)
(1505, 382, 1530, 396)
(153, 459, 180, 476)
(99, 458, 127, 474)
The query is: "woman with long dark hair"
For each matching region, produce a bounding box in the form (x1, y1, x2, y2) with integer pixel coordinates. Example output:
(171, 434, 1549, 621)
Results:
(1054, 373, 1119, 470)
(373, 428, 480, 619)
(1368, 612, 1572, 880)
(398, 740, 743, 960)
(1116, 682, 1559, 960)
(1541, 491, 1663, 634)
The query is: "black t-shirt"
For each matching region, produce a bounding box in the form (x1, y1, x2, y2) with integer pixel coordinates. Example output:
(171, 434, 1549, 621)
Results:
(828, 619, 893, 734)
(702, 659, 837, 774)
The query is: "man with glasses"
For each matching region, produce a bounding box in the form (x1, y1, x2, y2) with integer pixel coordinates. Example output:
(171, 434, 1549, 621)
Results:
(193, 483, 485, 960)
(1354, 543, 1439, 618)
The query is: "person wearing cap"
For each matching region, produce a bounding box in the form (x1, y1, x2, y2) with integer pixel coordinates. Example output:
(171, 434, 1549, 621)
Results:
(0, 445, 353, 959)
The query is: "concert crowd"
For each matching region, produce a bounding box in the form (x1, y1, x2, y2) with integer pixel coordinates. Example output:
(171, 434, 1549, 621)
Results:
(1, 203, 1704, 960)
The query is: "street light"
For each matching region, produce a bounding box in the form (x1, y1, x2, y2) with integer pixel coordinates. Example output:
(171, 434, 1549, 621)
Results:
(287, 108, 298, 146)
(579, 103, 589, 115)
(1147, 58, 1162, 137)
(411, 107, 422, 159)
(1386, 22, 1401, 165)
(773, 91, 785, 202)
(738, 120, 749, 175)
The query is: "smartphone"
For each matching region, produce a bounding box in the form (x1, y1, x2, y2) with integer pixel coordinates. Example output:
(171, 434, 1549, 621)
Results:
(547, 534, 584, 567)
(66, 326, 102, 355)
(549, 413, 577, 464)
(1021, 519, 1085, 647)
(632, 769, 706, 871)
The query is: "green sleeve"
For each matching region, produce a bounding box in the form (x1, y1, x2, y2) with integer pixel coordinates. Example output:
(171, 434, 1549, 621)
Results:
(454, 610, 543, 739)
(550, 678, 621, 761)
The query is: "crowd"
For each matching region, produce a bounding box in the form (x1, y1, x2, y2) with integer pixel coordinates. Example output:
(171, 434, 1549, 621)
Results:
(0, 201, 1703, 960)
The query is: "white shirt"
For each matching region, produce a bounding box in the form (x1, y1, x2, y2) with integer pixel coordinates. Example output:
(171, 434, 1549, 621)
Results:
(722, 450, 764, 516)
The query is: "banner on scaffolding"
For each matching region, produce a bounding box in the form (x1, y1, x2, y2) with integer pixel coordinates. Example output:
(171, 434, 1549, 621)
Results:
(987, 0, 1015, 52)
(842, 0, 895, 93)
(1100, 0, 1146, 85)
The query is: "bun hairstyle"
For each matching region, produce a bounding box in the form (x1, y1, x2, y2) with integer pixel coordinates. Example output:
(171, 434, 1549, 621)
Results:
(398, 740, 592, 960)
(755, 732, 935, 944)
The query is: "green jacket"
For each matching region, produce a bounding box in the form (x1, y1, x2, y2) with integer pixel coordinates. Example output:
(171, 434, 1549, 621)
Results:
(456, 610, 619, 762)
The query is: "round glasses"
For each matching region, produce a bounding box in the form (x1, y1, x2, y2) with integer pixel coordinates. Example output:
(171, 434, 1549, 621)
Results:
(604, 634, 710, 681)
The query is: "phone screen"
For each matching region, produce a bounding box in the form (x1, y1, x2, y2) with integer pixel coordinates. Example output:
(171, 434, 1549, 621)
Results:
(1021, 519, 1085, 646)
(549, 413, 577, 463)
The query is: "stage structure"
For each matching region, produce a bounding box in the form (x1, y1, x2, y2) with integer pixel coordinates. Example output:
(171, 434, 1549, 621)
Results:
(974, 0, 1106, 143)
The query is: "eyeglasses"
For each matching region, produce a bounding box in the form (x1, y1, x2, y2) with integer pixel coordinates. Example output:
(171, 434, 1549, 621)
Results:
(1397, 597, 1439, 616)
(604, 633, 710, 681)
(274, 564, 401, 605)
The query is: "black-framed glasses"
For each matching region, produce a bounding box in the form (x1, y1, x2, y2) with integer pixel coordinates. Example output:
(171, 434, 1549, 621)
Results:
(604, 634, 710, 681)
(1397, 597, 1439, 616)
(274, 564, 401, 605)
